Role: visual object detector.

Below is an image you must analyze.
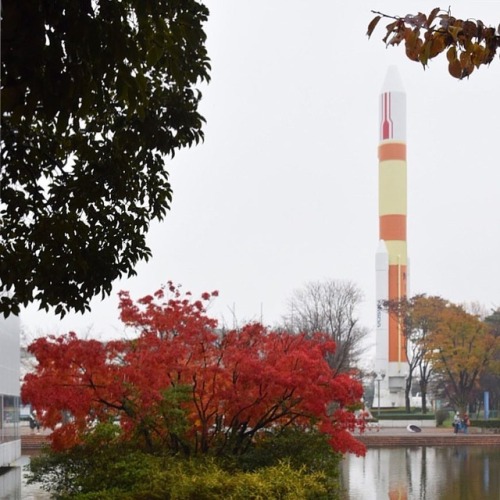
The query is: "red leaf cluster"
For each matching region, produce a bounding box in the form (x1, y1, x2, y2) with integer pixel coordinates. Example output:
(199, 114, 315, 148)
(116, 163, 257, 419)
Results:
(22, 283, 365, 456)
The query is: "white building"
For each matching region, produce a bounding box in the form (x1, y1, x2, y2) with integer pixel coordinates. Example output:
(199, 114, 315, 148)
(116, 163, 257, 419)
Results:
(0, 314, 21, 467)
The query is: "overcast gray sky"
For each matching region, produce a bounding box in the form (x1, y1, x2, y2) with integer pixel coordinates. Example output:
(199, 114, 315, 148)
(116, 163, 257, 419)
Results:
(22, 1, 500, 346)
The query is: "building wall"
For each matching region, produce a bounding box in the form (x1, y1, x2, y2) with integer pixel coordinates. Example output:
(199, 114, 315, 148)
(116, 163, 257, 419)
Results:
(0, 461, 22, 498)
(0, 315, 21, 467)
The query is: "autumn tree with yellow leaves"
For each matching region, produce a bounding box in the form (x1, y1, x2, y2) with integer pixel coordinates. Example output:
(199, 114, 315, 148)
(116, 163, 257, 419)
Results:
(384, 296, 499, 413)
(405, 296, 448, 413)
(382, 295, 448, 413)
(426, 303, 498, 413)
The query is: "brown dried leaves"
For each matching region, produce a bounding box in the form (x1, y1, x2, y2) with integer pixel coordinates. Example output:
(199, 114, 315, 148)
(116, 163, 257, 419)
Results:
(367, 8, 500, 79)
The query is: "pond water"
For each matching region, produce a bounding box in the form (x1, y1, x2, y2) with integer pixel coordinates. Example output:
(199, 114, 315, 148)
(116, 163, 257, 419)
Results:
(2, 448, 499, 499)
(341, 446, 500, 499)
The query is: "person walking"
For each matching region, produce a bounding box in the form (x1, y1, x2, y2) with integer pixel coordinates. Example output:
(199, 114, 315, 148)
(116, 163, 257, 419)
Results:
(29, 411, 40, 433)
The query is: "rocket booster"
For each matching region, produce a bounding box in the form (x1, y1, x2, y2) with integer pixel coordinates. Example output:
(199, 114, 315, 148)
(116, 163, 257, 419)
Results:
(377, 66, 408, 368)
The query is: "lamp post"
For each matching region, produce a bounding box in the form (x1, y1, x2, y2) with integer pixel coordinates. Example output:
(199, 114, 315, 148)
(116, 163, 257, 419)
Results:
(376, 372, 386, 417)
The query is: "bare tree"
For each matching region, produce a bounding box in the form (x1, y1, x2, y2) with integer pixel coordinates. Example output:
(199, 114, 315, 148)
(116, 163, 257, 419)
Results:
(283, 280, 369, 374)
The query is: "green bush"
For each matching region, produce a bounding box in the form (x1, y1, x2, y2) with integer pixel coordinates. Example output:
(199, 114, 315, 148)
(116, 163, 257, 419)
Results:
(28, 425, 344, 499)
(435, 409, 451, 426)
(470, 419, 500, 431)
(154, 459, 329, 500)
(234, 428, 341, 472)
(29, 441, 162, 498)
(44, 458, 332, 500)
(377, 413, 435, 420)
(231, 428, 342, 497)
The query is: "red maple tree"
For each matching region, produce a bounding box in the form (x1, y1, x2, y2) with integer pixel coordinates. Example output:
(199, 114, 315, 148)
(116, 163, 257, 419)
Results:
(22, 282, 366, 456)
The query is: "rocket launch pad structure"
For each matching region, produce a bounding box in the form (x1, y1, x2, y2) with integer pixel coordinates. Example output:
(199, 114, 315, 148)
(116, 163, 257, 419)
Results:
(375, 66, 409, 408)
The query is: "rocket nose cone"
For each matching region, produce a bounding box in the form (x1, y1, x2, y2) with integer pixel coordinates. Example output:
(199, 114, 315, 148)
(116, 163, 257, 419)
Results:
(381, 65, 405, 93)
(376, 240, 388, 254)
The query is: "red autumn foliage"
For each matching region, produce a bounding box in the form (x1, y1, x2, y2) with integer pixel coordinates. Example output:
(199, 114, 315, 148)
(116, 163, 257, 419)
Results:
(22, 282, 366, 456)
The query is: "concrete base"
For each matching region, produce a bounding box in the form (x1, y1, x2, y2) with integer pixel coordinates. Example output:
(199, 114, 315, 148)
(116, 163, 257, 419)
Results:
(0, 439, 21, 467)
(0, 464, 21, 499)
(374, 383, 407, 409)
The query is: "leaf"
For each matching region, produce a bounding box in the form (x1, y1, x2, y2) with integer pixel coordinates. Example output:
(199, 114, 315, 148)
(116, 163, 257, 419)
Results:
(1, 85, 25, 112)
(419, 41, 433, 66)
(471, 43, 486, 67)
(382, 20, 399, 44)
(462, 20, 478, 39)
(446, 46, 457, 63)
(146, 44, 163, 66)
(404, 30, 421, 61)
(428, 35, 445, 59)
(448, 25, 462, 42)
(460, 53, 474, 78)
(388, 25, 407, 46)
(449, 58, 463, 78)
(426, 7, 441, 28)
(366, 16, 381, 38)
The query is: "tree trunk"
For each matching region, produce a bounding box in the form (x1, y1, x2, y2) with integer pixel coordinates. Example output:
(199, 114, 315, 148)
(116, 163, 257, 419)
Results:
(405, 375, 412, 413)
(420, 379, 428, 414)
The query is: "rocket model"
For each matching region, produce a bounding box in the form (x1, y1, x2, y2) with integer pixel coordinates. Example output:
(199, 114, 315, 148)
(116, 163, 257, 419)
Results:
(375, 66, 409, 406)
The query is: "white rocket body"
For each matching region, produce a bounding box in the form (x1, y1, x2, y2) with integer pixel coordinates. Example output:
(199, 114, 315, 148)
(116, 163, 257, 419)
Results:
(374, 67, 410, 408)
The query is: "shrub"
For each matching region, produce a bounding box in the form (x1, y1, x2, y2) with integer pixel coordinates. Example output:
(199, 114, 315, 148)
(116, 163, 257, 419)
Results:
(28, 426, 343, 499)
(376, 413, 435, 420)
(35, 456, 333, 500)
(470, 419, 500, 431)
(435, 409, 450, 426)
(155, 459, 330, 500)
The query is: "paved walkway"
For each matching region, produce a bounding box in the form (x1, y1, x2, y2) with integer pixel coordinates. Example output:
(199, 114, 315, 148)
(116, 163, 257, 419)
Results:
(19, 424, 500, 451)
(20, 425, 51, 436)
(360, 426, 452, 436)
(354, 426, 500, 447)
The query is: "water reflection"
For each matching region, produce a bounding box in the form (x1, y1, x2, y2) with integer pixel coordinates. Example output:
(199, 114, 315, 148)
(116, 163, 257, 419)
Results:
(2, 448, 499, 499)
(341, 446, 500, 500)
